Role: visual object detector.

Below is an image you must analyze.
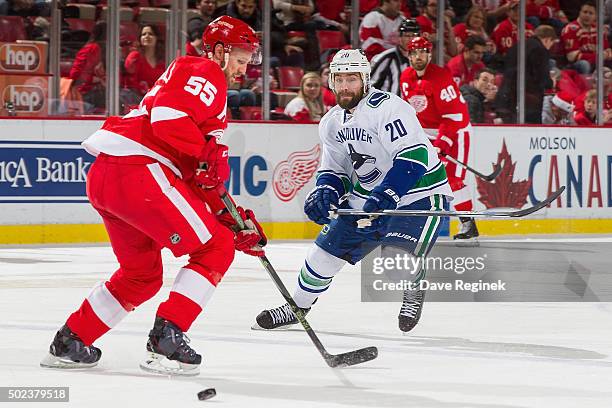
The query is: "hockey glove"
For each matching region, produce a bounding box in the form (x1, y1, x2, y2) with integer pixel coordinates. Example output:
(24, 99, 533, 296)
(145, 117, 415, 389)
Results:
(304, 185, 339, 225)
(195, 138, 230, 188)
(432, 136, 453, 156)
(218, 206, 267, 257)
(363, 186, 400, 213)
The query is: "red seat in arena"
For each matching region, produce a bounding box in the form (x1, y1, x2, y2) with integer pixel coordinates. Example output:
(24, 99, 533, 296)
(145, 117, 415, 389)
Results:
(239, 106, 263, 121)
(65, 18, 95, 33)
(0, 16, 27, 42)
(316, 30, 346, 52)
(277, 66, 304, 91)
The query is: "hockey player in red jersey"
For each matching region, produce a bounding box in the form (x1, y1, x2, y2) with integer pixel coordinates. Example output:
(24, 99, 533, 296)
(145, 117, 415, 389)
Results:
(40, 16, 267, 376)
(399, 36, 478, 241)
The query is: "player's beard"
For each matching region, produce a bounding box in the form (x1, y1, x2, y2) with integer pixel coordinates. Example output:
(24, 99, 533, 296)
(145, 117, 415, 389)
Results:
(336, 89, 364, 110)
(410, 58, 428, 72)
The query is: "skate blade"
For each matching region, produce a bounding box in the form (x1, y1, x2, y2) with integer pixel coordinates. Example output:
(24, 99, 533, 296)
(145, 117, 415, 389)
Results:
(453, 238, 480, 247)
(250, 321, 298, 331)
(139, 352, 200, 377)
(40, 353, 98, 369)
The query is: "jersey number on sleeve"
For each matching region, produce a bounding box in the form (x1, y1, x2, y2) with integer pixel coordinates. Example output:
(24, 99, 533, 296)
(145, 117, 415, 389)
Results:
(184, 76, 218, 106)
(440, 85, 457, 102)
(385, 119, 407, 142)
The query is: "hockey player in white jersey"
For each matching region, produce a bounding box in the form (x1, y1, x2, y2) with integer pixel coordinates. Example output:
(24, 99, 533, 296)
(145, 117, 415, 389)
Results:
(254, 49, 453, 332)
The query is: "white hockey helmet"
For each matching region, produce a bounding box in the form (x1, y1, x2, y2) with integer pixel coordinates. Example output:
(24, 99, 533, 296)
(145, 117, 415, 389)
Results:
(329, 49, 371, 94)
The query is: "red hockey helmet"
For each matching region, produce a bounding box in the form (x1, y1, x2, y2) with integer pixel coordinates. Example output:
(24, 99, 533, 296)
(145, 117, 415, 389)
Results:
(203, 16, 261, 65)
(407, 36, 433, 53)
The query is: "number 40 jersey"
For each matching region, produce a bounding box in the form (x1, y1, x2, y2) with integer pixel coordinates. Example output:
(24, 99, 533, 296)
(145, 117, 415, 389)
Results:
(82, 56, 228, 181)
(318, 89, 453, 210)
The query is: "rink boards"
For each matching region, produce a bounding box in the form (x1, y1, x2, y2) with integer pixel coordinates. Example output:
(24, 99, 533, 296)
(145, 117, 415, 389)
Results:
(0, 120, 611, 243)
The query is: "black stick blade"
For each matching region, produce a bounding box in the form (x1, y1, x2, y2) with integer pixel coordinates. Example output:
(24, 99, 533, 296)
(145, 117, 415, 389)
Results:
(325, 346, 378, 368)
(510, 186, 566, 217)
(483, 162, 503, 181)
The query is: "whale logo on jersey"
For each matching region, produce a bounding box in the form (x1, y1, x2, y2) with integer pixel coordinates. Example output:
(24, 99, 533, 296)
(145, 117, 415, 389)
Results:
(408, 95, 428, 113)
(348, 144, 382, 184)
(273, 144, 321, 202)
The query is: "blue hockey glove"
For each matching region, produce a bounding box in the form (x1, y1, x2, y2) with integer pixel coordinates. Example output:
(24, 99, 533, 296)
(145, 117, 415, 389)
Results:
(363, 186, 400, 213)
(304, 185, 340, 225)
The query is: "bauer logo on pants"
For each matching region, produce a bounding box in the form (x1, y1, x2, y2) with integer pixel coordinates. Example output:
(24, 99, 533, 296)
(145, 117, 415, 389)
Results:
(170, 233, 181, 244)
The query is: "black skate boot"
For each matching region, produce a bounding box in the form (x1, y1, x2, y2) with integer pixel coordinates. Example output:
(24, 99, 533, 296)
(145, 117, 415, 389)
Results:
(40, 325, 102, 369)
(139, 317, 202, 376)
(252, 302, 311, 330)
(453, 217, 479, 245)
(398, 289, 426, 333)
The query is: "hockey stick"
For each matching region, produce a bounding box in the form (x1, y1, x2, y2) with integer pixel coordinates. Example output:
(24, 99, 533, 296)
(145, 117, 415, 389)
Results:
(443, 154, 502, 182)
(217, 187, 378, 368)
(333, 186, 565, 219)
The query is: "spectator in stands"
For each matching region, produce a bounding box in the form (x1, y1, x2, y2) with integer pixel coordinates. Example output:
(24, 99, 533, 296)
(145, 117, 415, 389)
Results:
(284, 72, 326, 122)
(495, 25, 558, 123)
(574, 89, 598, 124)
(273, 0, 320, 69)
(574, 67, 612, 113)
(473, 0, 518, 21)
(491, 2, 534, 57)
(70, 21, 107, 113)
(185, 15, 206, 56)
(359, 0, 406, 61)
(526, 0, 568, 32)
(0, 0, 49, 17)
(415, 0, 458, 61)
(214, 0, 261, 31)
(561, 1, 612, 74)
(447, 35, 487, 87)
(542, 91, 575, 124)
(453, 5, 495, 56)
(313, 0, 349, 34)
(319, 63, 336, 107)
(195, 0, 217, 26)
(460, 68, 498, 123)
(370, 18, 420, 95)
(123, 25, 166, 98)
(449, 0, 474, 22)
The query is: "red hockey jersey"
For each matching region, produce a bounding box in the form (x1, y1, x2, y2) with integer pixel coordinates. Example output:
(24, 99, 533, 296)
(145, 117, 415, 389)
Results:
(82, 56, 228, 181)
(561, 20, 610, 66)
(491, 18, 534, 55)
(399, 63, 470, 141)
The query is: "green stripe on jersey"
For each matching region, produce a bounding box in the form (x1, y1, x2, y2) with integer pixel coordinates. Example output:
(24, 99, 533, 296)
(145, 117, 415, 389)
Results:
(413, 164, 448, 191)
(396, 146, 428, 167)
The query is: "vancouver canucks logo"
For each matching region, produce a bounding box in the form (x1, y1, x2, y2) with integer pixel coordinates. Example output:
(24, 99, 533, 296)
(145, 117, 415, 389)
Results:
(348, 144, 375, 170)
(348, 144, 382, 184)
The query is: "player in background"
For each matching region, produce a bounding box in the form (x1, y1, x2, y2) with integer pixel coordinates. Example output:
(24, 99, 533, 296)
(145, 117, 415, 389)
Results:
(370, 18, 421, 96)
(400, 36, 479, 242)
(254, 49, 453, 333)
(40, 16, 267, 376)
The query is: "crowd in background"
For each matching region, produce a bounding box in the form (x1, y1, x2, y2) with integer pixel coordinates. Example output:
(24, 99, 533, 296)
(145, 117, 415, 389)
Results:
(1, 0, 612, 125)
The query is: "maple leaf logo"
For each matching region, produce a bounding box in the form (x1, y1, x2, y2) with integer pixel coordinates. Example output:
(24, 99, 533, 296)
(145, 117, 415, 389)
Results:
(272, 144, 321, 202)
(476, 139, 531, 209)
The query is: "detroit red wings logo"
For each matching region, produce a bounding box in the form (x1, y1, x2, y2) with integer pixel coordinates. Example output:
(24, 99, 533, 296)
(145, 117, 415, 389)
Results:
(273, 145, 321, 202)
(408, 95, 428, 113)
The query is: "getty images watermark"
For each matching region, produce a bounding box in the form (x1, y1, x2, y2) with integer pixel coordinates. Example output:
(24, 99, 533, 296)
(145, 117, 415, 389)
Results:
(370, 252, 507, 293)
(361, 240, 612, 302)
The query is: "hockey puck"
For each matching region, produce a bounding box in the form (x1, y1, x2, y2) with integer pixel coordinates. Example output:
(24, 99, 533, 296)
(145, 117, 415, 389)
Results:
(197, 388, 216, 401)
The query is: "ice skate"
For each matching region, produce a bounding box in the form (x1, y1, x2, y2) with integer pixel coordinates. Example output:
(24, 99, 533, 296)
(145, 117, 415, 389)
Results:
(40, 325, 101, 369)
(453, 217, 479, 246)
(139, 317, 202, 376)
(252, 303, 311, 330)
(398, 289, 426, 333)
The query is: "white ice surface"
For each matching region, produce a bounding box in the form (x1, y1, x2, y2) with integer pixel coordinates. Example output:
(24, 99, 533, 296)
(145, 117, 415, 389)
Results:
(1, 241, 611, 408)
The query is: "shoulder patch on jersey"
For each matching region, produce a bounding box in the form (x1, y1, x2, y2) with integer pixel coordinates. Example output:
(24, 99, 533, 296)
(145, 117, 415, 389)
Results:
(366, 92, 390, 108)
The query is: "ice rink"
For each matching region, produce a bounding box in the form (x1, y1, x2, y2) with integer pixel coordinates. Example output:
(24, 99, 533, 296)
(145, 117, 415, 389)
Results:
(1, 239, 611, 408)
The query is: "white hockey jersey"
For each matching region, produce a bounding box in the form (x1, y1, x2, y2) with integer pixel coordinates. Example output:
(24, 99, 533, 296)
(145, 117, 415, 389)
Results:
(318, 88, 453, 210)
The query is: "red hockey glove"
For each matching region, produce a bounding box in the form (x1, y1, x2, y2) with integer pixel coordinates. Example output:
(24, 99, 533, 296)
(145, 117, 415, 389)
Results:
(432, 136, 453, 156)
(195, 138, 230, 188)
(217, 206, 267, 257)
